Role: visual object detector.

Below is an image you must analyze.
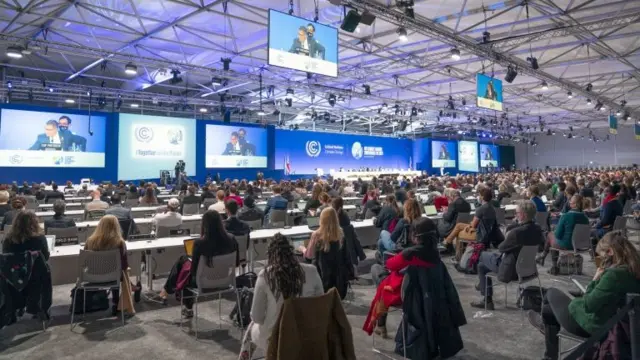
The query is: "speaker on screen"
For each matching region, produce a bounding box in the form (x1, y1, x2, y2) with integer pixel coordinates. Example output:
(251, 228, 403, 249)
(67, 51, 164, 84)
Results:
(341, 9, 361, 32)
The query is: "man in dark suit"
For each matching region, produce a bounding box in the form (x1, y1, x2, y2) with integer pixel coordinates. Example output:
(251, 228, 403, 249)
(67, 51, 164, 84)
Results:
(289, 26, 311, 56)
(222, 132, 244, 155)
(306, 23, 325, 60)
(44, 183, 65, 204)
(58, 116, 87, 152)
(437, 189, 471, 240)
(236, 128, 257, 156)
(29, 120, 71, 151)
(471, 201, 545, 310)
(106, 193, 138, 236)
(263, 186, 289, 223)
(238, 196, 264, 224)
(224, 199, 251, 236)
(44, 200, 76, 234)
(593, 185, 624, 240)
(180, 186, 201, 214)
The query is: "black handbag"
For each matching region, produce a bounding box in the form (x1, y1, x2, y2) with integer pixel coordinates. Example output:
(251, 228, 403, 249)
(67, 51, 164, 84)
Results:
(235, 272, 257, 289)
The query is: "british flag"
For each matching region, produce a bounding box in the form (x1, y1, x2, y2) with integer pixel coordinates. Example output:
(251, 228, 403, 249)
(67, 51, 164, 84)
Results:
(284, 155, 291, 175)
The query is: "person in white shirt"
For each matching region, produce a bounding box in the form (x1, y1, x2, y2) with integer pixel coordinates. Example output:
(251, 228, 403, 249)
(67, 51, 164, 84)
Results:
(238, 233, 324, 359)
(208, 190, 226, 213)
(153, 198, 183, 230)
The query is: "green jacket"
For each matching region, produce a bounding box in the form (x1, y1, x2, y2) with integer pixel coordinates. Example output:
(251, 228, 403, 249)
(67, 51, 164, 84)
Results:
(569, 266, 640, 334)
(553, 210, 589, 249)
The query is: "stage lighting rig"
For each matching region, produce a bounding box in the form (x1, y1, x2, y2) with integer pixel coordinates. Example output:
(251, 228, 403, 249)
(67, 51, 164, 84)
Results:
(170, 69, 182, 84)
(221, 58, 231, 71)
(328, 94, 336, 107)
(362, 84, 371, 95)
(527, 56, 539, 70)
(504, 65, 518, 83)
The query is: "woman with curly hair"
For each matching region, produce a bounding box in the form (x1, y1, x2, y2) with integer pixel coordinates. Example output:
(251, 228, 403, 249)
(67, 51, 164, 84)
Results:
(238, 233, 323, 359)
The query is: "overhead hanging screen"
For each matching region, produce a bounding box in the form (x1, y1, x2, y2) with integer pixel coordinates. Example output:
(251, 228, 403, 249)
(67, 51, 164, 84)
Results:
(476, 73, 504, 111)
(0, 109, 107, 167)
(267, 9, 338, 77)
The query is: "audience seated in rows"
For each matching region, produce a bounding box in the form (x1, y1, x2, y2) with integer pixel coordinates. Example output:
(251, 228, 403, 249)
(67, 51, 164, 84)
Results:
(153, 198, 182, 230)
(208, 190, 226, 213)
(374, 194, 400, 233)
(471, 200, 545, 310)
(237, 197, 263, 224)
(528, 231, 640, 360)
(537, 195, 589, 274)
(44, 183, 65, 204)
(84, 215, 129, 316)
(224, 186, 243, 208)
(0, 190, 11, 217)
(263, 186, 288, 223)
(377, 198, 422, 257)
(106, 194, 133, 220)
(159, 210, 239, 317)
(529, 185, 547, 212)
(304, 184, 323, 215)
(593, 184, 624, 240)
(44, 200, 76, 234)
(76, 184, 90, 197)
(1, 197, 26, 230)
(437, 189, 471, 241)
(180, 186, 200, 213)
(2, 211, 50, 260)
(139, 187, 159, 206)
(223, 200, 250, 239)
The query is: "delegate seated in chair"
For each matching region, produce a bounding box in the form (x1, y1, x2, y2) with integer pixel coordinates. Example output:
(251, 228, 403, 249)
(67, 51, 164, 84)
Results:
(44, 200, 76, 234)
(527, 231, 640, 360)
(83, 215, 130, 317)
(152, 198, 182, 231)
(471, 201, 545, 310)
(159, 210, 238, 318)
(536, 195, 589, 274)
(238, 233, 324, 360)
(364, 217, 443, 338)
(592, 185, 624, 241)
(376, 199, 421, 258)
(2, 211, 50, 261)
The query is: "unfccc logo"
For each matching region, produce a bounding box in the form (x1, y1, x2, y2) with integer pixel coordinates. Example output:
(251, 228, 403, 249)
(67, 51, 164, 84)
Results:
(135, 126, 154, 143)
(305, 140, 321, 157)
(351, 142, 363, 160)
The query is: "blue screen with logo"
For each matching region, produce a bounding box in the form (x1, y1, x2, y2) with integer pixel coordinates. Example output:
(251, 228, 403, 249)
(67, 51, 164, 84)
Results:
(480, 143, 499, 168)
(117, 114, 196, 180)
(0, 108, 107, 167)
(274, 129, 412, 175)
(205, 124, 268, 168)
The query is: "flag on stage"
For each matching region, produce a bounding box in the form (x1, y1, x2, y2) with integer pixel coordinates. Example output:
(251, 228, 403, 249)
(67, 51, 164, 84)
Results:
(636, 123, 640, 140)
(609, 115, 618, 135)
(284, 155, 291, 175)
(409, 156, 413, 170)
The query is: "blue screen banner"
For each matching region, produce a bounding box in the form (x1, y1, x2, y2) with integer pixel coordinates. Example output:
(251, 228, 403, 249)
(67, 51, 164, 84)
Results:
(431, 140, 456, 168)
(275, 130, 412, 175)
(205, 124, 268, 168)
(480, 143, 499, 168)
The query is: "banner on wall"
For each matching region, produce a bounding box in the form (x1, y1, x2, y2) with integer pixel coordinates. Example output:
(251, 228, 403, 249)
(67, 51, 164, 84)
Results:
(636, 123, 640, 140)
(609, 115, 618, 135)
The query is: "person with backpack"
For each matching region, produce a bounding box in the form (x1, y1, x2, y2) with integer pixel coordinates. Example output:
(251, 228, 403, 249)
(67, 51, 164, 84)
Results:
(238, 233, 324, 360)
(470, 200, 545, 310)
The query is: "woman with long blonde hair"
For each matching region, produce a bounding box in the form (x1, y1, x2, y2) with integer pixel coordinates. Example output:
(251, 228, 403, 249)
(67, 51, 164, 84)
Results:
(301, 207, 351, 298)
(85, 215, 129, 315)
(529, 231, 640, 360)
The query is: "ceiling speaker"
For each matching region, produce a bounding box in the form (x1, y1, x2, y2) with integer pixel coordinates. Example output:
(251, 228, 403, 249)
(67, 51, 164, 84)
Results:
(360, 11, 376, 25)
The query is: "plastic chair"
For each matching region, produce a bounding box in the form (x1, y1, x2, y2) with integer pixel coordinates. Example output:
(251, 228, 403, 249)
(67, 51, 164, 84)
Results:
(70, 249, 124, 329)
(622, 200, 634, 216)
(156, 225, 182, 238)
(181, 252, 243, 339)
(550, 224, 592, 275)
(372, 273, 408, 359)
(485, 245, 543, 321)
(244, 219, 262, 231)
(269, 209, 287, 228)
(123, 199, 138, 208)
(118, 218, 134, 240)
(535, 212, 550, 232)
(26, 201, 39, 211)
(202, 198, 216, 209)
(182, 203, 200, 216)
(613, 216, 627, 234)
(46, 227, 80, 246)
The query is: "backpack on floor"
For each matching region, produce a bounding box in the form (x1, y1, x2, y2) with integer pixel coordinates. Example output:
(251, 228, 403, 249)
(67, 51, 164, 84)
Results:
(455, 243, 485, 274)
(69, 288, 110, 314)
(517, 286, 547, 313)
(557, 254, 584, 275)
(229, 287, 253, 328)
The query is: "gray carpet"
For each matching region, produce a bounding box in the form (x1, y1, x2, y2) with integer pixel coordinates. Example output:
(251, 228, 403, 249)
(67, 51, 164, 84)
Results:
(0, 249, 591, 360)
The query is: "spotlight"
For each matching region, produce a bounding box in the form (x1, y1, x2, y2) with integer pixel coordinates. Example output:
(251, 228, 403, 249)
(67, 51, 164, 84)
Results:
(285, 98, 292, 107)
(504, 65, 517, 83)
(396, 27, 408, 42)
(6, 45, 23, 59)
(616, 109, 622, 116)
(328, 94, 336, 107)
(585, 83, 593, 92)
(211, 77, 222, 86)
(541, 81, 548, 90)
(567, 91, 573, 99)
(6, 81, 12, 89)
(527, 56, 539, 70)
(382, 103, 388, 108)
(285, 88, 294, 98)
(65, 98, 75, 104)
(624, 113, 631, 121)
(199, 107, 208, 113)
(586, 98, 592, 105)
(450, 48, 461, 61)
(124, 63, 137, 75)
(411, 107, 417, 117)
(256, 108, 266, 116)
(482, 31, 491, 43)
(221, 58, 232, 71)
(130, 103, 139, 108)
(170, 69, 182, 84)
(362, 84, 371, 95)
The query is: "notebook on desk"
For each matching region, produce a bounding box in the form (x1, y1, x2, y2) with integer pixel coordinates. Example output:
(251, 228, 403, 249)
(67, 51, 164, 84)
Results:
(46, 235, 56, 252)
(423, 205, 437, 216)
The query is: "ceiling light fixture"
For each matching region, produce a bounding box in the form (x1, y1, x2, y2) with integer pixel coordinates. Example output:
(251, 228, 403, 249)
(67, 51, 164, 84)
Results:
(130, 103, 139, 108)
(586, 98, 592, 105)
(199, 107, 208, 113)
(124, 63, 137, 75)
(616, 109, 622, 116)
(450, 48, 461, 61)
(585, 83, 593, 92)
(256, 108, 266, 116)
(541, 81, 548, 90)
(567, 91, 573, 99)
(65, 98, 75, 104)
(396, 27, 408, 42)
(6, 45, 23, 59)
(504, 65, 517, 83)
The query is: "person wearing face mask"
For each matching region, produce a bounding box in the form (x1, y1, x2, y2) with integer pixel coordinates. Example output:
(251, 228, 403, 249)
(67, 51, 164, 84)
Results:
(58, 116, 87, 152)
(29, 120, 72, 151)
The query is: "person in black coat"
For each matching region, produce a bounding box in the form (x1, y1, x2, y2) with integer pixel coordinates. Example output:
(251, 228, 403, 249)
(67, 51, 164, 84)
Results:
(0, 190, 11, 217)
(180, 186, 201, 213)
(373, 195, 401, 231)
(44, 200, 76, 234)
(44, 183, 65, 204)
(2, 211, 50, 260)
(551, 182, 567, 212)
(237, 196, 264, 224)
(437, 189, 471, 238)
(1, 197, 27, 231)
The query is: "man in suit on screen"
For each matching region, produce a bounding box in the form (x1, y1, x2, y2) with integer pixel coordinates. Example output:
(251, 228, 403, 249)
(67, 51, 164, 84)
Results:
(58, 116, 87, 152)
(237, 128, 256, 156)
(306, 23, 325, 60)
(289, 26, 311, 56)
(29, 120, 70, 151)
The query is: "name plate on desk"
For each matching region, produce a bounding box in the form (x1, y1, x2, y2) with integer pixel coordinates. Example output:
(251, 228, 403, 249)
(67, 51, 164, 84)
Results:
(169, 229, 190, 237)
(55, 236, 79, 246)
(129, 233, 156, 241)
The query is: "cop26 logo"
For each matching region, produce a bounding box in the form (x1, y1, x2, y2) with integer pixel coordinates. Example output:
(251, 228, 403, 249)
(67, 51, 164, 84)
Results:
(135, 126, 154, 143)
(305, 140, 321, 157)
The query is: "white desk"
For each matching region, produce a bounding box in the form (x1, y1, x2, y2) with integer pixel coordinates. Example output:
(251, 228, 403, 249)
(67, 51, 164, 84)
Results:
(333, 170, 421, 181)
(39, 202, 83, 209)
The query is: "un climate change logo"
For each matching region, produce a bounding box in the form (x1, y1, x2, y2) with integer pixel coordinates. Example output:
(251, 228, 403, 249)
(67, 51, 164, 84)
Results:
(135, 126, 154, 143)
(351, 142, 363, 160)
(305, 140, 321, 157)
(9, 154, 22, 165)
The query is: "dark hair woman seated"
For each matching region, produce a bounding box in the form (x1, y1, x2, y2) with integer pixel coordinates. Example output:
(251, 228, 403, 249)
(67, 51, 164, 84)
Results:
(159, 210, 238, 318)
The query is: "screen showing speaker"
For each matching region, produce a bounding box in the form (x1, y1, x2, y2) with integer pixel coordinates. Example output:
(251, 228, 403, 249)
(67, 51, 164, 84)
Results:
(0, 108, 107, 167)
(476, 73, 504, 111)
(458, 140, 479, 172)
(267, 9, 338, 77)
(205, 124, 268, 168)
(431, 140, 456, 168)
(275, 129, 412, 175)
(480, 143, 499, 168)
(117, 114, 196, 180)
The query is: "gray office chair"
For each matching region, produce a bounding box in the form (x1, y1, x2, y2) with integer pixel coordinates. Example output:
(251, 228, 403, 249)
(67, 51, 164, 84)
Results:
(46, 227, 80, 246)
(269, 210, 287, 228)
(535, 212, 549, 232)
(485, 245, 543, 322)
(70, 249, 124, 329)
(202, 198, 216, 209)
(550, 223, 591, 275)
(156, 225, 182, 238)
(623, 200, 635, 216)
(182, 203, 200, 216)
(181, 252, 243, 339)
(613, 216, 628, 236)
(245, 219, 262, 231)
(123, 199, 139, 208)
(235, 234, 249, 267)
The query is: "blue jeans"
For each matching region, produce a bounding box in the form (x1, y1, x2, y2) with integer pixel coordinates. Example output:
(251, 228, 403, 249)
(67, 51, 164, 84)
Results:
(478, 252, 501, 298)
(377, 230, 396, 255)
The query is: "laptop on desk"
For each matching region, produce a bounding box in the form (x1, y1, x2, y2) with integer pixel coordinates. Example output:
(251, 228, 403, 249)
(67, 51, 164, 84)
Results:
(307, 216, 320, 230)
(184, 238, 196, 258)
(423, 205, 438, 216)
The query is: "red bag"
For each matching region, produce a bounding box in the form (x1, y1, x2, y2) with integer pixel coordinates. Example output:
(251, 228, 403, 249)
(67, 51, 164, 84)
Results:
(387, 218, 399, 233)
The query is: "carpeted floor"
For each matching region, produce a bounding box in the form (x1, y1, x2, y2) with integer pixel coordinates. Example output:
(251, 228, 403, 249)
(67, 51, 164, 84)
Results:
(0, 249, 592, 360)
